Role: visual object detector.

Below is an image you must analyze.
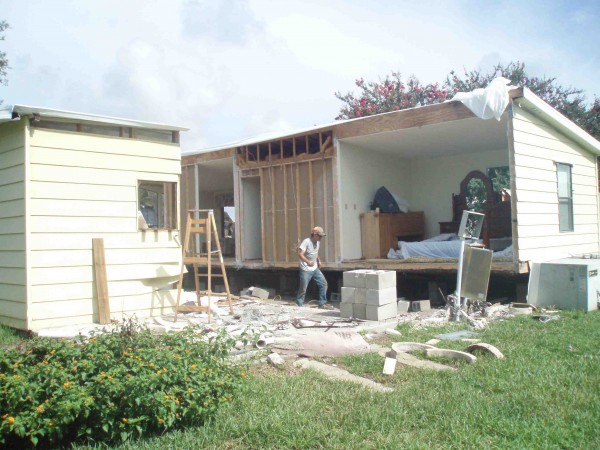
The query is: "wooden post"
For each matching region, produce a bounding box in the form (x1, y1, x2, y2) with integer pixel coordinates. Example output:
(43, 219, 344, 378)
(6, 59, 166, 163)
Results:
(92, 238, 110, 324)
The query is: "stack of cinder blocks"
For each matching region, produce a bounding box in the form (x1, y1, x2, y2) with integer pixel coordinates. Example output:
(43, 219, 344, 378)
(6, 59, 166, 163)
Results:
(340, 269, 397, 321)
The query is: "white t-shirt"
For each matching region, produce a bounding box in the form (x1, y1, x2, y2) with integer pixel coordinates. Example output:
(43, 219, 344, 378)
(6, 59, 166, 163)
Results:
(298, 237, 319, 272)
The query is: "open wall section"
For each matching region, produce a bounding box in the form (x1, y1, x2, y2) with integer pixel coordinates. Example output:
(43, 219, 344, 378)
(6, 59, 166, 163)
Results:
(0, 120, 27, 329)
(236, 130, 336, 264)
(338, 142, 412, 260)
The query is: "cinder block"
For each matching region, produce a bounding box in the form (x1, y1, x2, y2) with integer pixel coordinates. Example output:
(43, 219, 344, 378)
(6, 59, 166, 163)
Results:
(339, 302, 354, 318)
(353, 270, 374, 288)
(366, 270, 396, 290)
(353, 303, 367, 320)
(366, 287, 397, 306)
(341, 287, 355, 303)
(366, 301, 398, 321)
(397, 300, 411, 314)
(330, 292, 341, 302)
(249, 286, 270, 300)
(354, 288, 367, 304)
(342, 270, 357, 288)
(411, 300, 431, 312)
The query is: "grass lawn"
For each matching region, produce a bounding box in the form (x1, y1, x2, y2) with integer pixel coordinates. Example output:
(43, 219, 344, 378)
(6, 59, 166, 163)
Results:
(67, 310, 600, 449)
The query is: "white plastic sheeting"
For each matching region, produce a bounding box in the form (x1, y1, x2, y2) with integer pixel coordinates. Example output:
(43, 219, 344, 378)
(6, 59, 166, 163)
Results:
(451, 77, 514, 121)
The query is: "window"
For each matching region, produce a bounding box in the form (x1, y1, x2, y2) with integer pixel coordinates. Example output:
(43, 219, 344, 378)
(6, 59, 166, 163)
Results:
(138, 181, 177, 230)
(556, 163, 573, 232)
(487, 166, 511, 192)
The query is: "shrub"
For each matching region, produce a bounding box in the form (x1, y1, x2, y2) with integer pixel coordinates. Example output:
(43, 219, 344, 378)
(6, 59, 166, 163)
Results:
(0, 319, 249, 447)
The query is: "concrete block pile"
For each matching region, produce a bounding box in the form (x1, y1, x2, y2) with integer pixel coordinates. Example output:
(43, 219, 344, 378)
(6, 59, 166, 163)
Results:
(340, 270, 397, 321)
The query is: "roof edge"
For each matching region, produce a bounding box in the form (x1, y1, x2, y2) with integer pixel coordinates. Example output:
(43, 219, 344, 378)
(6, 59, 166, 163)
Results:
(515, 89, 600, 155)
(2, 104, 189, 131)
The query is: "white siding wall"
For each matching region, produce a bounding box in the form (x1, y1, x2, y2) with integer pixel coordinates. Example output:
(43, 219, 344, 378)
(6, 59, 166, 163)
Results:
(27, 128, 182, 330)
(0, 121, 27, 329)
(512, 106, 599, 261)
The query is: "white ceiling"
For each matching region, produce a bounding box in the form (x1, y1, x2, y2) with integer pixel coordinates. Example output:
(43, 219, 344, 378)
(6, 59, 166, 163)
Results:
(339, 115, 509, 159)
(197, 157, 234, 192)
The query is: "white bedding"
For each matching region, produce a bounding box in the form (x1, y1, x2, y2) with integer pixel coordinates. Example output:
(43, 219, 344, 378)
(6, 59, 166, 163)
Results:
(387, 234, 513, 260)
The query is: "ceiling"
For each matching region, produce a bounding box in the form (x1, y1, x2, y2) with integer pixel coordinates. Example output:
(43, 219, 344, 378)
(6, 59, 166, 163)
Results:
(339, 115, 509, 159)
(197, 157, 234, 192)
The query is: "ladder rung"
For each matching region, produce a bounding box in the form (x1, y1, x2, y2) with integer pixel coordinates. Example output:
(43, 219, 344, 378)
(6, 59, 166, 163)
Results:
(177, 305, 210, 312)
(195, 273, 225, 278)
(183, 257, 209, 264)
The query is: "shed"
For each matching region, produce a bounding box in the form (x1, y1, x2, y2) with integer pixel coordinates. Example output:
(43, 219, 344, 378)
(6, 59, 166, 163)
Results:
(181, 86, 600, 276)
(0, 105, 188, 331)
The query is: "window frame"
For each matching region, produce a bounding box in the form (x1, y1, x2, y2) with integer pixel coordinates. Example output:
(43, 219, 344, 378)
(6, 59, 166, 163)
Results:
(555, 162, 574, 232)
(138, 180, 178, 231)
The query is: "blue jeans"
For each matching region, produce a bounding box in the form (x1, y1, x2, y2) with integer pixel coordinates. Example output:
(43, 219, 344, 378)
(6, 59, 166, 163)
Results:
(296, 268, 328, 306)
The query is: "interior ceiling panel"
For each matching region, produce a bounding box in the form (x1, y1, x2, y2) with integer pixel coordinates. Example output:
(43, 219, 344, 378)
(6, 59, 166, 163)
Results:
(339, 115, 509, 159)
(197, 157, 233, 191)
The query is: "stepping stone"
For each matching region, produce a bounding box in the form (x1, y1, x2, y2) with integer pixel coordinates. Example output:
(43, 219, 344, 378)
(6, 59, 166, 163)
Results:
(294, 359, 393, 393)
(377, 348, 455, 371)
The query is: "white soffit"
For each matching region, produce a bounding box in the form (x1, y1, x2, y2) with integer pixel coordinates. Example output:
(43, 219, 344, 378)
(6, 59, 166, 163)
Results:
(339, 114, 509, 159)
(517, 89, 600, 155)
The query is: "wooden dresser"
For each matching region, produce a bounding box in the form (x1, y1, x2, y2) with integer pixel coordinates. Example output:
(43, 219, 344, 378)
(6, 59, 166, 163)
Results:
(360, 211, 425, 259)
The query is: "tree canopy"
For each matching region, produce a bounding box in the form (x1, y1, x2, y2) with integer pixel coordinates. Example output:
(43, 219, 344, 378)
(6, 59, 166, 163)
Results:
(335, 61, 600, 141)
(0, 20, 9, 105)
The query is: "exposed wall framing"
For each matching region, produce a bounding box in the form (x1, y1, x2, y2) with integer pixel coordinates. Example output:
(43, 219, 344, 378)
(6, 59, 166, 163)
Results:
(237, 130, 336, 264)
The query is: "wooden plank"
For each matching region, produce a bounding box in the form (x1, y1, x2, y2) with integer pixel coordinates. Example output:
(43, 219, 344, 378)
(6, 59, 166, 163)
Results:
(30, 163, 179, 185)
(309, 160, 314, 228)
(181, 148, 235, 166)
(283, 164, 289, 262)
(321, 138, 329, 261)
(260, 168, 267, 262)
(92, 238, 110, 324)
(0, 165, 25, 186)
(270, 166, 276, 260)
(335, 101, 475, 140)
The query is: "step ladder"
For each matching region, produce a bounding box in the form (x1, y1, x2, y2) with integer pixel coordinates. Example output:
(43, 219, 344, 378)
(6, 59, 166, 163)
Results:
(174, 209, 234, 322)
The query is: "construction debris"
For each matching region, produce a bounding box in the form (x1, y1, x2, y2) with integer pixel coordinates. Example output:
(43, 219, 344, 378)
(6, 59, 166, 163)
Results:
(294, 358, 393, 393)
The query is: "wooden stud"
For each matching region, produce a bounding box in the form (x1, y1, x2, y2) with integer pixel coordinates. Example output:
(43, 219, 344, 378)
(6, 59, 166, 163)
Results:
(260, 167, 267, 262)
(270, 165, 276, 261)
(295, 140, 301, 247)
(283, 163, 289, 262)
(309, 160, 314, 228)
(92, 238, 110, 325)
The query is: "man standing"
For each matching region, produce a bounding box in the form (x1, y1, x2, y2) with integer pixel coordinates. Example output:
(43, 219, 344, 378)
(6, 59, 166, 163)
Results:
(296, 226, 333, 309)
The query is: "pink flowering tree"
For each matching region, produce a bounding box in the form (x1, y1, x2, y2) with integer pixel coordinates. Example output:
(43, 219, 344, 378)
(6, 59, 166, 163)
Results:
(335, 62, 600, 141)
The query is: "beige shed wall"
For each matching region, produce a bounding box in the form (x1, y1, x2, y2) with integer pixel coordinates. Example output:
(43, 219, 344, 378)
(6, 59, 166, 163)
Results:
(26, 128, 182, 330)
(512, 106, 599, 261)
(0, 120, 27, 329)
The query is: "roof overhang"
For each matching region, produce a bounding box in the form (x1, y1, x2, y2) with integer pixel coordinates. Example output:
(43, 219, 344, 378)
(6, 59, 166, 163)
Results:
(513, 88, 600, 155)
(0, 104, 189, 132)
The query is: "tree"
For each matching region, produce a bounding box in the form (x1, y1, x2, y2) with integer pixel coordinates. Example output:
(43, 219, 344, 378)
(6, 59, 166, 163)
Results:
(0, 20, 9, 105)
(335, 61, 600, 141)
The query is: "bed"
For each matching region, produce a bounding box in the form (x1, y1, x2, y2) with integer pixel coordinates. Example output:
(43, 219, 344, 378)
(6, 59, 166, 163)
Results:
(387, 170, 513, 260)
(387, 233, 513, 260)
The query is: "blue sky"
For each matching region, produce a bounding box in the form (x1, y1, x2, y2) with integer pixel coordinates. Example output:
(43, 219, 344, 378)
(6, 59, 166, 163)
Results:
(1, 0, 599, 152)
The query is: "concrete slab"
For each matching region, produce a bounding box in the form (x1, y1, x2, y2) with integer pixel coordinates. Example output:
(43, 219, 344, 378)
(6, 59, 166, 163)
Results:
(465, 343, 504, 359)
(294, 358, 393, 393)
(425, 348, 477, 364)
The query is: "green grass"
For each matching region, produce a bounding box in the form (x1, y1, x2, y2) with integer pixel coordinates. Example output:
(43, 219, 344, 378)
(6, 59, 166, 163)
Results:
(70, 310, 600, 449)
(0, 324, 24, 348)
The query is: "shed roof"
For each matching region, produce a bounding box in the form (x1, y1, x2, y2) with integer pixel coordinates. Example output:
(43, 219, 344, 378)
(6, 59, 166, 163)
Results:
(0, 104, 189, 132)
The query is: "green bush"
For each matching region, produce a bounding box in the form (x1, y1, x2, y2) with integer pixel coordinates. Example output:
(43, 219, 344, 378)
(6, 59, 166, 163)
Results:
(0, 320, 249, 448)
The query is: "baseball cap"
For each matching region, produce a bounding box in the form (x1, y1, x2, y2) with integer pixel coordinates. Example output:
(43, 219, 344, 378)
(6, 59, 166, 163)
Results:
(312, 226, 326, 236)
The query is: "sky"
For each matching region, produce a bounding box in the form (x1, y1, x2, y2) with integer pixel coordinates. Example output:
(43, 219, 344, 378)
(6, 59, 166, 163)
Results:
(1, 0, 599, 153)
